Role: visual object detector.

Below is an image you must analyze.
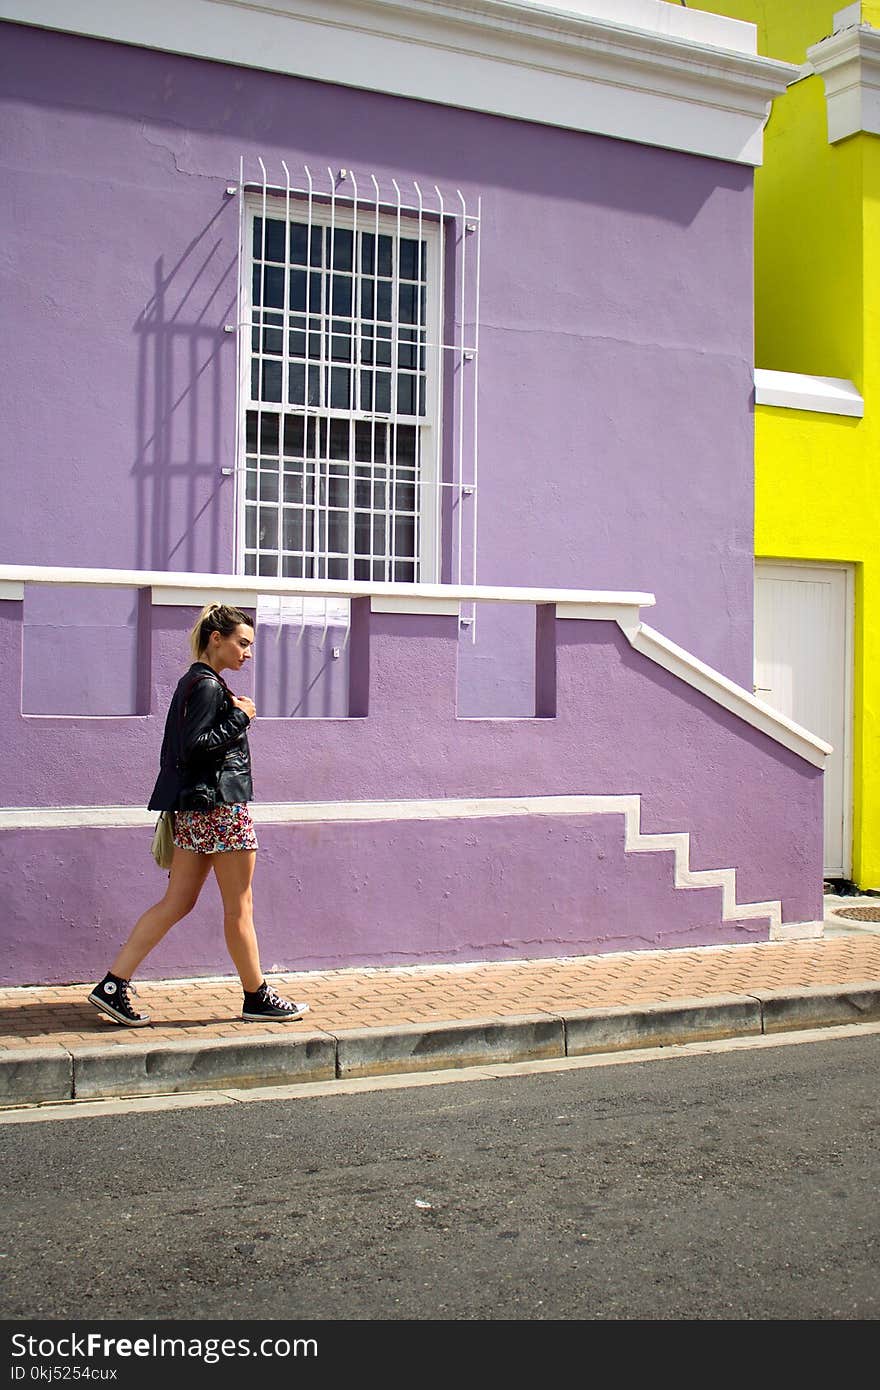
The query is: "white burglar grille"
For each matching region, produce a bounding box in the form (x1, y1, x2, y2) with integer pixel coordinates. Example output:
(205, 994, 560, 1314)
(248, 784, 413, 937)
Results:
(233, 160, 481, 595)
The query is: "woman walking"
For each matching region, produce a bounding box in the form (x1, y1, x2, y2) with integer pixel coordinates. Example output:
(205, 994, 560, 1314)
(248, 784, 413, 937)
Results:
(88, 603, 308, 1027)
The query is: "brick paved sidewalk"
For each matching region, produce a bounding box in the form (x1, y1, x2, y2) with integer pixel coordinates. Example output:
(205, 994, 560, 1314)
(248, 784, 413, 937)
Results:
(2, 935, 879, 1054)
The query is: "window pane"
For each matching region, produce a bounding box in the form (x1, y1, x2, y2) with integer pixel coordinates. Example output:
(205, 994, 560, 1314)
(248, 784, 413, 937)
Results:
(259, 507, 278, 549)
(253, 216, 287, 263)
(329, 367, 351, 409)
(258, 471, 278, 502)
(327, 511, 348, 553)
(259, 414, 279, 454)
(331, 228, 353, 271)
(290, 223, 322, 267)
(331, 275, 352, 316)
(258, 552, 278, 577)
(328, 419, 349, 460)
(355, 421, 385, 462)
(328, 475, 350, 508)
(288, 364, 320, 407)
(376, 281, 392, 322)
(397, 339, 417, 370)
(392, 515, 415, 556)
(261, 266, 285, 309)
(399, 238, 425, 281)
(288, 364, 305, 406)
(282, 554, 304, 578)
(283, 472, 304, 504)
(290, 270, 322, 313)
(260, 361, 282, 402)
(395, 479, 416, 511)
(396, 426, 417, 465)
(282, 510, 303, 551)
(397, 374, 416, 415)
(283, 416, 304, 457)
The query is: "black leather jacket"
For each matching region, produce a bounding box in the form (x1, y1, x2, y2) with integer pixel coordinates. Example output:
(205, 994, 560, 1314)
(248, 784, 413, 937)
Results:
(148, 663, 253, 812)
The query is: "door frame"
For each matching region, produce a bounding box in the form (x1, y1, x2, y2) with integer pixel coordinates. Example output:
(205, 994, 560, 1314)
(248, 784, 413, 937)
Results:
(754, 558, 855, 880)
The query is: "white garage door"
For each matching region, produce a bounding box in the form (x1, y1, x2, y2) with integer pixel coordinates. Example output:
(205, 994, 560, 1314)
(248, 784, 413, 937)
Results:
(754, 561, 853, 878)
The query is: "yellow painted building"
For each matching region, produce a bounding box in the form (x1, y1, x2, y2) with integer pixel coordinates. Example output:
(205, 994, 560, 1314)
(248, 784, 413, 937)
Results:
(665, 0, 880, 887)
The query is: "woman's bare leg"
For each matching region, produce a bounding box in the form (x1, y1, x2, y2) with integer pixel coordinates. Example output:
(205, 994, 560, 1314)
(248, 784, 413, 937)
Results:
(211, 849, 262, 992)
(110, 848, 212, 979)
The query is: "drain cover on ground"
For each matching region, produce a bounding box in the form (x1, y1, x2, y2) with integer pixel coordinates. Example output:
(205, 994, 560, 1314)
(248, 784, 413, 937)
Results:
(832, 904, 880, 921)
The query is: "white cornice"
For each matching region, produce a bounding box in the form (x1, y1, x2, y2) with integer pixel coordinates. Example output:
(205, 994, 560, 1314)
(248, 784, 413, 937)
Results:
(754, 369, 864, 417)
(809, 22, 880, 141)
(0, 0, 797, 165)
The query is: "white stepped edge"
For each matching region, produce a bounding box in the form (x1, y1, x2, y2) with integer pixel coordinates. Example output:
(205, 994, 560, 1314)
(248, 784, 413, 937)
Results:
(0, 793, 798, 932)
(620, 620, 832, 769)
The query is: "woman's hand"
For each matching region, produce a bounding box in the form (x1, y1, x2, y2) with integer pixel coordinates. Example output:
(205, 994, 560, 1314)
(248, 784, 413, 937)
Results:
(231, 695, 257, 721)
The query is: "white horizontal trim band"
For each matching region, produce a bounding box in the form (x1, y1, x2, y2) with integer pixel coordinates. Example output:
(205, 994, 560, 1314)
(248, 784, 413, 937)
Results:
(754, 369, 864, 418)
(0, 793, 786, 930)
(0, 565, 655, 610)
(0, 563, 828, 762)
(4, 0, 797, 165)
(371, 596, 461, 616)
(152, 587, 257, 608)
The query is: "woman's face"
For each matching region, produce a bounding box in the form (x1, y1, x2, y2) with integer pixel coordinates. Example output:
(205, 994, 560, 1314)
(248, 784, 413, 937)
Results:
(206, 623, 254, 673)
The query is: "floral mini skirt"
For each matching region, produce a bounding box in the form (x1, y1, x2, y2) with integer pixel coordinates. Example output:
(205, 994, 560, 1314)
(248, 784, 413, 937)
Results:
(172, 803, 259, 854)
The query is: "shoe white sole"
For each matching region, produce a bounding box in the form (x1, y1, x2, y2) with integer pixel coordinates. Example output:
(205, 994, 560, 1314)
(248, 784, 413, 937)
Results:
(88, 994, 151, 1027)
(241, 1003, 310, 1022)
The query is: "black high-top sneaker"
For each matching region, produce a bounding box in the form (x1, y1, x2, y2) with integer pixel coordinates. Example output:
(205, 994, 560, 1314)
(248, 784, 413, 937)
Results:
(88, 972, 151, 1027)
(242, 980, 309, 1022)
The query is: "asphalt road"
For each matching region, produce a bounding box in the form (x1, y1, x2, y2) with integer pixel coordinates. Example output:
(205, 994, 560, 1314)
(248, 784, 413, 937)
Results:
(1, 1033, 877, 1323)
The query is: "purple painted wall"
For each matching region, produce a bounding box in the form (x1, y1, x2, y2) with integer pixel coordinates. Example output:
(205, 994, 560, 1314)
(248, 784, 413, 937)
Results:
(0, 596, 823, 984)
(0, 22, 757, 710)
(0, 23, 802, 986)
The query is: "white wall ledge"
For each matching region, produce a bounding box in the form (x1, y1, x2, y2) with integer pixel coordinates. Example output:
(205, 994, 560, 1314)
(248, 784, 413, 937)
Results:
(0, 564, 830, 765)
(754, 369, 864, 418)
(0, 564, 655, 611)
(0, 0, 797, 165)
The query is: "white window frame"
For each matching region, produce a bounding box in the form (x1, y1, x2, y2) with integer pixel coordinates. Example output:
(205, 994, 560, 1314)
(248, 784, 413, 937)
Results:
(236, 192, 444, 585)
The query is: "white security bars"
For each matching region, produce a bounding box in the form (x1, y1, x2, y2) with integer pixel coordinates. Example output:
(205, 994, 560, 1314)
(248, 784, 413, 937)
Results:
(233, 160, 482, 622)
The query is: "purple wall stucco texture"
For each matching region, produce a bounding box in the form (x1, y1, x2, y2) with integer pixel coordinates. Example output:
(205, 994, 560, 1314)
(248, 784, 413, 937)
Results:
(1, 21, 756, 699)
(0, 23, 820, 985)
(0, 599, 822, 983)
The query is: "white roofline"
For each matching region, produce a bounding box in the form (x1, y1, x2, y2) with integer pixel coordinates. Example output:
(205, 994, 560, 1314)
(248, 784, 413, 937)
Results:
(0, 0, 798, 165)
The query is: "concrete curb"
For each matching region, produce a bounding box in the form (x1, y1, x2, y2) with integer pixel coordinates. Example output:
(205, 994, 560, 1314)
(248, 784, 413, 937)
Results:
(1, 982, 879, 1107)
